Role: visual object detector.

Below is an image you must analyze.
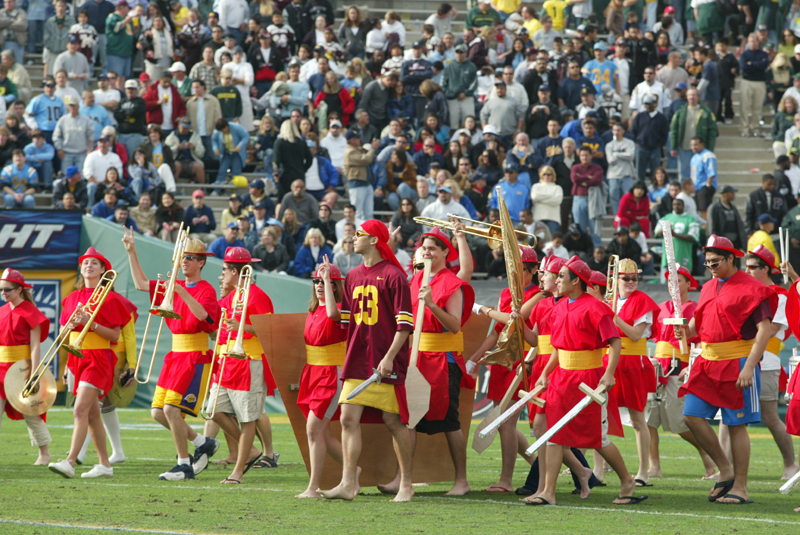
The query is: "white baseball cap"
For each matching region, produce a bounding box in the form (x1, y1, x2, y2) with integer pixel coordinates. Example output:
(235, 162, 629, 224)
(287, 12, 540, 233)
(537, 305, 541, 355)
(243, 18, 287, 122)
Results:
(168, 62, 186, 73)
(482, 124, 498, 135)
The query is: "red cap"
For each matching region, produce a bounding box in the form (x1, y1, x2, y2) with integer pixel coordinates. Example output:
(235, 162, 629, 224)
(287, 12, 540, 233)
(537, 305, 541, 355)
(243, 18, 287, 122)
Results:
(703, 234, 744, 257)
(565, 255, 593, 287)
(0, 268, 32, 289)
(664, 262, 699, 291)
(519, 246, 539, 264)
(314, 264, 344, 280)
(223, 246, 260, 263)
(139, 72, 151, 82)
(747, 244, 779, 274)
(421, 227, 457, 261)
(590, 271, 607, 287)
(79, 247, 112, 270)
(542, 255, 566, 274)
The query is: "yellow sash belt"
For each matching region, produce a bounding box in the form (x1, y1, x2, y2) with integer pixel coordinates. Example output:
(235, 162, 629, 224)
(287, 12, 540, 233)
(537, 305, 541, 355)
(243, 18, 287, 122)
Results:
(172, 332, 209, 353)
(419, 331, 464, 353)
(306, 342, 346, 366)
(654, 340, 689, 363)
(559, 349, 604, 370)
(605, 337, 648, 356)
(69, 331, 111, 350)
(538, 335, 554, 355)
(0, 345, 30, 363)
(701, 340, 754, 361)
(224, 337, 264, 360)
(766, 337, 783, 356)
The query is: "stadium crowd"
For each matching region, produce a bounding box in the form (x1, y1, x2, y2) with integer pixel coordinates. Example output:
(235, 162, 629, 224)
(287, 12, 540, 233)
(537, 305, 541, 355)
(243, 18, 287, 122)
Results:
(3, 0, 800, 280)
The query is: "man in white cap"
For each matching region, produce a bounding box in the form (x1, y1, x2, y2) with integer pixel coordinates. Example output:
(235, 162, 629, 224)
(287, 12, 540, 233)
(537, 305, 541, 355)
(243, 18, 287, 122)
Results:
(170, 61, 194, 99)
(83, 135, 124, 205)
(52, 94, 95, 174)
(94, 73, 121, 124)
(320, 119, 347, 172)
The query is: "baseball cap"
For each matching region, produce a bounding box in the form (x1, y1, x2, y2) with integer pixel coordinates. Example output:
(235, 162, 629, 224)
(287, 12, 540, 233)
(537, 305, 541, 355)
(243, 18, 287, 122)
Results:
(66, 165, 80, 178)
(577, 24, 587, 31)
(124, 79, 138, 89)
(259, 31, 272, 40)
(98, 136, 112, 143)
(720, 185, 738, 194)
(169, 62, 186, 73)
(397, 112, 410, 120)
(494, 80, 506, 87)
(65, 95, 80, 106)
(192, 189, 205, 198)
(43, 79, 55, 87)
(179, 116, 191, 128)
(266, 217, 282, 227)
(226, 222, 240, 229)
(757, 213, 777, 225)
(518, 28, 529, 36)
(482, 124, 498, 135)
(229, 194, 242, 202)
(615, 226, 630, 235)
(314, 45, 325, 53)
(253, 202, 269, 211)
(68, 35, 80, 44)
(539, 83, 551, 92)
(116, 0, 128, 6)
(585, 110, 599, 119)
(306, 139, 316, 147)
(664, 5, 676, 14)
(98, 74, 109, 80)
(601, 83, 613, 95)
(139, 72, 151, 82)
(438, 186, 452, 194)
(675, 81, 688, 90)
(505, 164, 520, 173)
(455, 44, 468, 53)
(345, 129, 362, 141)
(412, 41, 422, 48)
(642, 94, 656, 104)
(251, 179, 265, 189)
(209, 11, 219, 18)
(115, 200, 129, 210)
(32, 130, 45, 138)
(593, 42, 607, 51)
(757, 24, 768, 32)
(224, 33, 236, 40)
(330, 120, 342, 128)
(232, 46, 244, 54)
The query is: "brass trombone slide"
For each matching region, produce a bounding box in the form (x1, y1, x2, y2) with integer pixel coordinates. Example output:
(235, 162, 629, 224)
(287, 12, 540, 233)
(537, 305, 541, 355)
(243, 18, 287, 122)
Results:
(447, 213, 538, 247)
(151, 223, 188, 320)
(226, 265, 254, 359)
(62, 270, 118, 359)
(605, 255, 620, 313)
(200, 308, 228, 421)
(413, 215, 538, 249)
(134, 274, 167, 384)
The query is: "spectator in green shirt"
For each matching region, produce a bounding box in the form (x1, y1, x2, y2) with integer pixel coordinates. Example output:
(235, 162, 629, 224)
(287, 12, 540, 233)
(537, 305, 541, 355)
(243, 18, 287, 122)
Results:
(105, 2, 135, 81)
(465, 1, 501, 28)
(655, 197, 701, 271)
(211, 68, 243, 120)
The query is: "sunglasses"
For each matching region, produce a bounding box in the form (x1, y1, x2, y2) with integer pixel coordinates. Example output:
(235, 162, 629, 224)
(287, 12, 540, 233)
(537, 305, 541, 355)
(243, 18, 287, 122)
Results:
(619, 275, 639, 282)
(704, 260, 723, 269)
(0, 287, 17, 293)
(745, 264, 764, 270)
(312, 279, 324, 285)
(184, 254, 200, 261)
(355, 230, 370, 238)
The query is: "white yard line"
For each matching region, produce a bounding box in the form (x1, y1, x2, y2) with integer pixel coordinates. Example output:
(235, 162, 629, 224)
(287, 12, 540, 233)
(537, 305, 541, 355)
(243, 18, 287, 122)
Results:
(0, 519, 224, 535)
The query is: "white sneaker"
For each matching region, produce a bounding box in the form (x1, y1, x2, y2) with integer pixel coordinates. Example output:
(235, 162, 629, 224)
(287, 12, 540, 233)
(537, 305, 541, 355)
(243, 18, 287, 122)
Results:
(109, 453, 126, 464)
(81, 464, 113, 478)
(49, 460, 75, 479)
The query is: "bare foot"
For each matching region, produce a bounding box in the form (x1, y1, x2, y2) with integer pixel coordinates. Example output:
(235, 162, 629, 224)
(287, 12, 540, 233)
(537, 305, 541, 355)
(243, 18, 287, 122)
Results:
(484, 483, 513, 492)
(523, 493, 556, 505)
(391, 486, 414, 502)
(794, 506, 800, 513)
(296, 489, 322, 498)
(214, 457, 236, 465)
(445, 480, 470, 496)
(716, 492, 750, 504)
(34, 454, 52, 466)
(576, 466, 593, 499)
(612, 476, 637, 504)
(319, 484, 357, 501)
(220, 477, 242, 484)
(702, 471, 720, 481)
(377, 476, 400, 495)
(782, 463, 799, 481)
(648, 466, 662, 478)
(634, 474, 650, 486)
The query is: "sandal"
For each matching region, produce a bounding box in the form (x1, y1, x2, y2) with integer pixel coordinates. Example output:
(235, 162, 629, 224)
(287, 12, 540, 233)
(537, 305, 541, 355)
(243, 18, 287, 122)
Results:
(708, 478, 735, 502)
(253, 452, 280, 468)
(614, 495, 648, 505)
(242, 455, 261, 475)
(716, 493, 753, 505)
(524, 497, 552, 506)
(221, 477, 241, 484)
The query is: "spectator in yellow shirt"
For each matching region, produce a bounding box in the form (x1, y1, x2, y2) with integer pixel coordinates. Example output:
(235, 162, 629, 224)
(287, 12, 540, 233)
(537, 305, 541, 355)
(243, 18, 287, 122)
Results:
(747, 213, 781, 264)
(541, 0, 568, 31)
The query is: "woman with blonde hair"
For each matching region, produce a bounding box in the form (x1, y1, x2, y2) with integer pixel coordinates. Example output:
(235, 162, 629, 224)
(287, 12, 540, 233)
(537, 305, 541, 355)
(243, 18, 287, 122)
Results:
(274, 118, 313, 198)
(530, 165, 563, 234)
(768, 53, 793, 112)
(349, 57, 373, 87)
(772, 95, 799, 157)
(313, 70, 356, 126)
(294, 228, 333, 278)
(282, 207, 302, 243)
(383, 10, 406, 48)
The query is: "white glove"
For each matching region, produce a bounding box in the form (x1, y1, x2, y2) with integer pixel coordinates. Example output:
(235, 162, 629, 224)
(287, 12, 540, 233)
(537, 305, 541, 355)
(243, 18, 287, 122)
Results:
(472, 303, 485, 315)
(466, 360, 477, 375)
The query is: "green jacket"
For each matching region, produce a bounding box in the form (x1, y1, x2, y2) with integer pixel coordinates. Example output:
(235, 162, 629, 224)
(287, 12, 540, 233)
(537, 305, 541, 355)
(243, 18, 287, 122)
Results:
(105, 13, 134, 58)
(465, 6, 501, 29)
(441, 59, 478, 99)
(669, 103, 717, 151)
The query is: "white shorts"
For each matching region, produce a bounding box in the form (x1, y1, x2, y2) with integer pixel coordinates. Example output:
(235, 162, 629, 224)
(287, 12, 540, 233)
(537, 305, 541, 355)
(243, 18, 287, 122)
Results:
(646, 376, 689, 434)
(208, 361, 265, 423)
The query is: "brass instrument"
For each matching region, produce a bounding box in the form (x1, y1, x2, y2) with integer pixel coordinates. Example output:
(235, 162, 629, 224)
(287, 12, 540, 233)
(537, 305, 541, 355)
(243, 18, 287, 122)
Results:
(62, 270, 118, 358)
(226, 265, 254, 359)
(133, 274, 168, 384)
(151, 223, 188, 320)
(605, 255, 620, 313)
(413, 214, 538, 250)
(5, 271, 117, 416)
(200, 308, 228, 420)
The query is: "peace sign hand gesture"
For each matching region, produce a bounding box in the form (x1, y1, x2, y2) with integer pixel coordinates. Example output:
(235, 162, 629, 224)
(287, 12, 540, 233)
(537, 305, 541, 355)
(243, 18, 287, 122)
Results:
(122, 226, 136, 252)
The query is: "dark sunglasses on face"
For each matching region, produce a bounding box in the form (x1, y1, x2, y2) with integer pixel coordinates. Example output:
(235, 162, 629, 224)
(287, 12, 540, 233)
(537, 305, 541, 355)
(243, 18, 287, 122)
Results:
(704, 260, 723, 269)
(312, 279, 324, 285)
(619, 275, 638, 282)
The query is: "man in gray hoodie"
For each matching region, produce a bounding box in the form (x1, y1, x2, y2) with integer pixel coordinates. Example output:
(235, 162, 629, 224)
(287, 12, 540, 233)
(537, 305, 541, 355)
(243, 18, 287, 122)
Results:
(442, 43, 477, 131)
(52, 94, 95, 173)
(605, 122, 636, 214)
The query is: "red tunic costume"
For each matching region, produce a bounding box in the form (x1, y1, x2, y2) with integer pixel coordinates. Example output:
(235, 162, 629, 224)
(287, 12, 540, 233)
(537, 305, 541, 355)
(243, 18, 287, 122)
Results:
(487, 283, 539, 401)
(410, 268, 475, 422)
(0, 300, 50, 420)
(780, 281, 800, 435)
(340, 260, 413, 422)
(653, 300, 699, 383)
(528, 295, 560, 416)
(61, 288, 130, 399)
(297, 303, 348, 420)
(603, 290, 660, 412)
(216, 284, 276, 395)
(547, 293, 621, 449)
(149, 279, 221, 411)
(679, 270, 777, 410)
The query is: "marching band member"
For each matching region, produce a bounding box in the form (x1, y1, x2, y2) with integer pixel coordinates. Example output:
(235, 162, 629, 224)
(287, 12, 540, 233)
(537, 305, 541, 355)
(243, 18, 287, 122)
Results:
(587, 271, 607, 300)
(210, 247, 277, 484)
(76, 293, 137, 466)
(606, 258, 660, 487)
(296, 260, 349, 498)
(0, 269, 52, 465)
(468, 246, 543, 493)
(784, 261, 800, 512)
(49, 248, 130, 479)
(646, 265, 716, 479)
(737, 246, 797, 479)
(122, 228, 222, 481)
(528, 256, 646, 506)
(678, 235, 776, 504)
(380, 227, 475, 496)
(320, 220, 415, 502)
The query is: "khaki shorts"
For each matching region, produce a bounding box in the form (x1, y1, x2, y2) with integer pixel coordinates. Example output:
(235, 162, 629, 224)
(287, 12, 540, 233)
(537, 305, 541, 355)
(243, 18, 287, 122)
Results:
(208, 361, 265, 423)
(759, 369, 780, 402)
(647, 376, 689, 434)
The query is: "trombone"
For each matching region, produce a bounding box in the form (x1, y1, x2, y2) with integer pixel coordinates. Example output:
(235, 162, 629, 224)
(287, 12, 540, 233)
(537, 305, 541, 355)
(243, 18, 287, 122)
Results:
(151, 223, 188, 320)
(23, 270, 118, 398)
(605, 255, 620, 313)
(134, 273, 167, 384)
(200, 308, 228, 420)
(413, 214, 538, 250)
(226, 265, 254, 359)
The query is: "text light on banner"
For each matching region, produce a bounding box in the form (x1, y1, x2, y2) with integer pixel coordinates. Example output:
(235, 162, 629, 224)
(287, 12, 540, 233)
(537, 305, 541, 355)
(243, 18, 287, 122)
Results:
(0, 211, 82, 270)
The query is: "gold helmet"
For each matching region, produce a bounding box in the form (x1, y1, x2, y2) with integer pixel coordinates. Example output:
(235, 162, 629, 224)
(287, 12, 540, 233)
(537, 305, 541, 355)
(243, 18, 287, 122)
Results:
(618, 258, 641, 275)
(184, 238, 213, 257)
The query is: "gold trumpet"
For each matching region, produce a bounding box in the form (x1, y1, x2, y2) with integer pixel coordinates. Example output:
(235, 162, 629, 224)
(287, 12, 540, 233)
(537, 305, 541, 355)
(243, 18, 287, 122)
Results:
(151, 223, 188, 320)
(605, 255, 620, 313)
(62, 270, 118, 359)
(200, 308, 228, 420)
(133, 273, 167, 384)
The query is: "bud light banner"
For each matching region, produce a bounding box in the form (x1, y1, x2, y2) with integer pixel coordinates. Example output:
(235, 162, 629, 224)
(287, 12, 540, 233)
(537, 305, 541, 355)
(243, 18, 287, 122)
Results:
(0, 211, 82, 269)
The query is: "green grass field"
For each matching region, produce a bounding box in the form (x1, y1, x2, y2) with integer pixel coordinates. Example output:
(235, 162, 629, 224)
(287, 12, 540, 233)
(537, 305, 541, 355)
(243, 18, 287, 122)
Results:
(1, 409, 799, 535)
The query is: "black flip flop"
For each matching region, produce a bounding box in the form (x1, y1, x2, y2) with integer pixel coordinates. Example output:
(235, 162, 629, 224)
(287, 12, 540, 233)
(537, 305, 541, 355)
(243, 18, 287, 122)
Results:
(221, 477, 241, 484)
(525, 497, 553, 506)
(708, 478, 735, 502)
(635, 478, 653, 487)
(615, 495, 648, 505)
(716, 493, 753, 505)
(242, 455, 260, 475)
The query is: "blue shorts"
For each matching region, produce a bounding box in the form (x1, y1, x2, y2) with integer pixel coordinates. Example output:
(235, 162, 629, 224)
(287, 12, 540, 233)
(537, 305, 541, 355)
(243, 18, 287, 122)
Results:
(683, 357, 761, 426)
